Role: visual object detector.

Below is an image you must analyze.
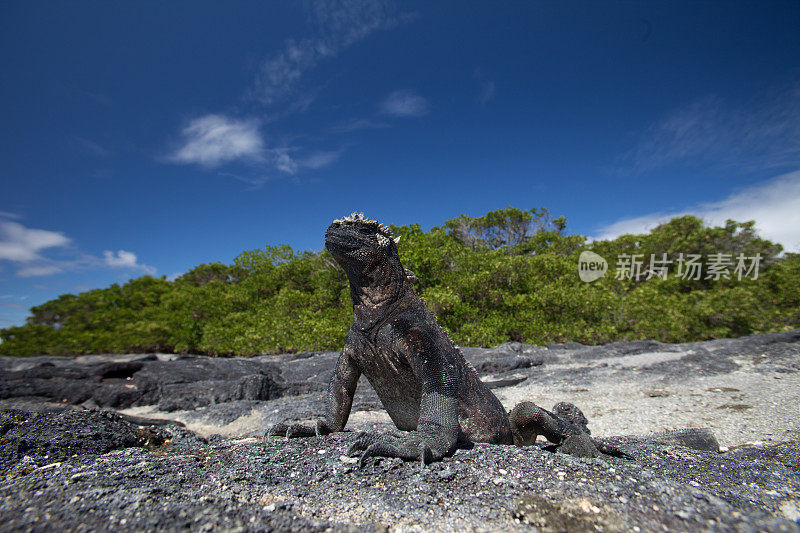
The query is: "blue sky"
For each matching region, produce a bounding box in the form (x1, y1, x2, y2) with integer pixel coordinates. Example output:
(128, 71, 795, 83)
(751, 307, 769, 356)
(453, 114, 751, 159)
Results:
(2, 1, 800, 328)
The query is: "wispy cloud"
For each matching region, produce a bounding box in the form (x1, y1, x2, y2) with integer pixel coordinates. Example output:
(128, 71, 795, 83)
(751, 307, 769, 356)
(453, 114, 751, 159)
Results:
(380, 90, 429, 117)
(253, 0, 406, 105)
(595, 170, 800, 253)
(217, 172, 272, 189)
(622, 83, 800, 173)
(473, 69, 496, 104)
(16, 265, 63, 278)
(0, 302, 27, 309)
(478, 80, 496, 105)
(253, 39, 332, 107)
(329, 118, 389, 133)
(310, 0, 407, 47)
(72, 85, 113, 107)
(0, 211, 22, 220)
(267, 147, 343, 176)
(75, 137, 111, 157)
(170, 114, 264, 168)
(272, 148, 299, 174)
(297, 150, 342, 169)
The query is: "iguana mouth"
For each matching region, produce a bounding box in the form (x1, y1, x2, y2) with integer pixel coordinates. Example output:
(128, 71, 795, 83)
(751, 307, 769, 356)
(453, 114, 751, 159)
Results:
(324, 228, 361, 254)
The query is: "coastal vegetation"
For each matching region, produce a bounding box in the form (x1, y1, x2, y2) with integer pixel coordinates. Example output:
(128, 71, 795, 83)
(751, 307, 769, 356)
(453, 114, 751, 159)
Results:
(1, 208, 797, 356)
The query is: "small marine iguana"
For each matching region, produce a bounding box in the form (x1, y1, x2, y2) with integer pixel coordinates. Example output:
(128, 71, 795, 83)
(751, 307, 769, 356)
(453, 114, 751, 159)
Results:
(270, 213, 628, 465)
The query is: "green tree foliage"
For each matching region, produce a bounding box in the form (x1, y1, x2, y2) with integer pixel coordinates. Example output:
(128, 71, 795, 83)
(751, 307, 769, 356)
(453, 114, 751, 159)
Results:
(1, 208, 797, 356)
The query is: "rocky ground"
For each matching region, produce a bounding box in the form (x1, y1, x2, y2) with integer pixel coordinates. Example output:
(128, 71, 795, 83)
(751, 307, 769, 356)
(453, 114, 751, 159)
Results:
(1, 329, 799, 531)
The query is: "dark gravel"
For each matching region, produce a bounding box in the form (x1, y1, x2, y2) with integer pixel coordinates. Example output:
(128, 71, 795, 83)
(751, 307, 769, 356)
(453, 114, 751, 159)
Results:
(1, 330, 799, 531)
(0, 407, 798, 532)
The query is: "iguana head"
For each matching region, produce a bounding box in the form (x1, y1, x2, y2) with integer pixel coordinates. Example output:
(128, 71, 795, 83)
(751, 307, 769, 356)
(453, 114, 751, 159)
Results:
(325, 212, 400, 270)
(325, 212, 407, 311)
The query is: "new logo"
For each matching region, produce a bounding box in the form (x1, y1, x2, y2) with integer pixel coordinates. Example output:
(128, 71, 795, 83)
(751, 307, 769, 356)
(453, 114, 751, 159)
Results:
(578, 251, 608, 282)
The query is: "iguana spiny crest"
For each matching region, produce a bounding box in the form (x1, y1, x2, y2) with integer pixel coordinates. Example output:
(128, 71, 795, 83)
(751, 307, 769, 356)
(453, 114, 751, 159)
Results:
(331, 212, 400, 245)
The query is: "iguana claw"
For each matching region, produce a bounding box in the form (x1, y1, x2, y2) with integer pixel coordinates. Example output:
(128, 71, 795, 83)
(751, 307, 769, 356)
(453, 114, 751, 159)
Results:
(358, 444, 379, 469)
(419, 444, 432, 469)
(348, 430, 443, 467)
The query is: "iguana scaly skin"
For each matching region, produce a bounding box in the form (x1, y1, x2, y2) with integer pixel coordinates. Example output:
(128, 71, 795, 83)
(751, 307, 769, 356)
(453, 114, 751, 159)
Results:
(270, 213, 627, 464)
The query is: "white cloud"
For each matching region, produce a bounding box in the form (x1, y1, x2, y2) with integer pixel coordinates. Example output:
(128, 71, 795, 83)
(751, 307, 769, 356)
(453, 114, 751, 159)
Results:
(102, 250, 155, 274)
(0, 221, 156, 278)
(170, 115, 264, 168)
(380, 90, 429, 117)
(595, 170, 800, 253)
(166, 272, 183, 282)
(0, 221, 70, 263)
(0, 211, 21, 220)
(622, 83, 800, 173)
(169, 115, 339, 178)
(102, 250, 157, 275)
(103, 250, 136, 268)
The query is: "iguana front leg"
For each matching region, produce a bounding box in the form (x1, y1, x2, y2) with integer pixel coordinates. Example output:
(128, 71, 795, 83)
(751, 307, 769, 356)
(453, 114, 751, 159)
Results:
(349, 343, 461, 466)
(268, 344, 360, 438)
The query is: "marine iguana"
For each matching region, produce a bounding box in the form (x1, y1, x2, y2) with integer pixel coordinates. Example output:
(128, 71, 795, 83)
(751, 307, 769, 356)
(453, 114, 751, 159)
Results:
(270, 212, 628, 465)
